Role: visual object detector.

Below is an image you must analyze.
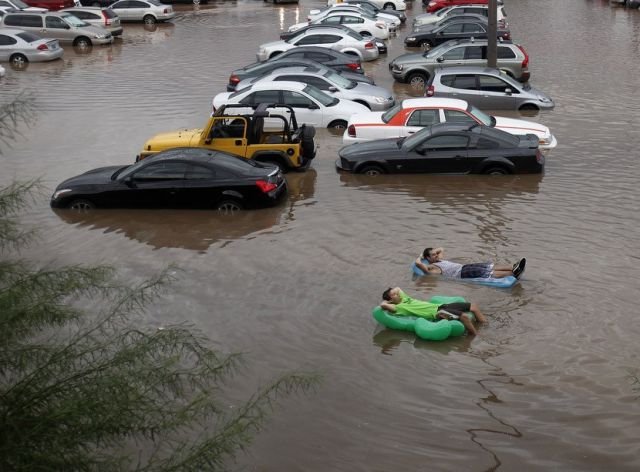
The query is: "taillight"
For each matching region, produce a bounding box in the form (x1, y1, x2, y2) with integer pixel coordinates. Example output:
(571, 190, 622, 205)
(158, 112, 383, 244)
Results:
(229, 74, 240, 85)
(37, 43, 49, 51)
(375, 21, 385, 29)
(425, 85, 434, 97)
(517, 44, 529, 69)
(536, 150, 544, 165)
(502, 32, 511, 40)
(102, 11, 111, 25)
(347, 62, 361, 71)
(347, 124, 356, 138)
(164, 8, 169, 13)
(256, 180, 277, 193)
(365, 41, 375, 49)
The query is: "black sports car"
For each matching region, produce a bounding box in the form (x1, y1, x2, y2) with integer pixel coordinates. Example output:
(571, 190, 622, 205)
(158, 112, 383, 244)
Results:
(404, 19, 511, 49)
(51, 148, 287, 212)
(335, 123, 544, 175)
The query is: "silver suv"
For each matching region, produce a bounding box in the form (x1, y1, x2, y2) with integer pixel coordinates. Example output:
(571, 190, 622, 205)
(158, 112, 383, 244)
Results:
(425, 66, 554, 112)
(61, 7, 123, 37)
(0, 11, 113, 47)
(389, 39, 529, 88)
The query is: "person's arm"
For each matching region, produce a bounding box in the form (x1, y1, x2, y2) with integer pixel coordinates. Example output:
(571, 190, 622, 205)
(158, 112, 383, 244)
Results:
(380, 301, 397, 313)
(415, 257, 441, 274)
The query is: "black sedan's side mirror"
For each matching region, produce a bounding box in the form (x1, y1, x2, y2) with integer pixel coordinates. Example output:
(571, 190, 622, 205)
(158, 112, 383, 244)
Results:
(123, 176, 135, 187)
(436, 56, 444, 63)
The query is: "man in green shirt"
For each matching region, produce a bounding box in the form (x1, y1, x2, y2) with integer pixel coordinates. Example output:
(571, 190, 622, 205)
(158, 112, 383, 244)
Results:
(380, 287, 487, 336)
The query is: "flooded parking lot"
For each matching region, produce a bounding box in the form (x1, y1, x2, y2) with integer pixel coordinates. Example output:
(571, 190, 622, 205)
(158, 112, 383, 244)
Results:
(2, 0, 640, 470)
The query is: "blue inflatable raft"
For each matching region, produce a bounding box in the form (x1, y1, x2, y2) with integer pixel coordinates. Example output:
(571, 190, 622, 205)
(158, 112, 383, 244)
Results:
(411, 259, 519, 288)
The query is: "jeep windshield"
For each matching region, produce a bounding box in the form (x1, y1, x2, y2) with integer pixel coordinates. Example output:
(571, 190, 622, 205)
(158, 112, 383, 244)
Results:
(303, 84, 337, 107)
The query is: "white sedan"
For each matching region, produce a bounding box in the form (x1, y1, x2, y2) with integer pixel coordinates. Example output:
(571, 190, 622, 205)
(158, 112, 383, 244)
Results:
(309, 5, 400, 30)
(213, 81, 370, 129)
(328, 0, 406, 11)
(343, 97, 558, 152)
(290, 12, 390, 40)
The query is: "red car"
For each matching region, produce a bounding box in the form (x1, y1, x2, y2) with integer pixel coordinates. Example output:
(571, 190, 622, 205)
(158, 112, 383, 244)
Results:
(426, 0, 490, 14)
(22, 0, 76, 10)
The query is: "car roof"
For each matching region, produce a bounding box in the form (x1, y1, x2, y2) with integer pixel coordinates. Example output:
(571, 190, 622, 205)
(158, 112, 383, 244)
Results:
(298, 26, 354, 35)
(62, 6, 108, 11)
(0, 28, 37, 35)
(243, 81, 308, 92)
(434, 66, 509, 75)
(278, 45, 355, 57)
(402, 97, 469, 110)
(267, 66, 324, 75)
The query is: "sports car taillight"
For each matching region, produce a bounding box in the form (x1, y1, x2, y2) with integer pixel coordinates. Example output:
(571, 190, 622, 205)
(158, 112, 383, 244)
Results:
(256, 180, 277, 193)
(229, 74, 240, 85)
(364, 41, 375, 49)
(37, 44, 49, 51)
(425, 85, 434, 97)
(347, 124, 356, 138)
(347, 62, 361, 71)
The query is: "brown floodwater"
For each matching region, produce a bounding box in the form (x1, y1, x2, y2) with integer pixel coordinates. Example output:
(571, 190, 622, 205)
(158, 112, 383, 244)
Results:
(2, 0, 640, 470)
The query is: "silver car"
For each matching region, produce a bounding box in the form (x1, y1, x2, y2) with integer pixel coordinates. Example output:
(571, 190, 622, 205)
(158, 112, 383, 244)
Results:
(61, 7, 123, 37)
(0, 28, 64, 67)
(0, 11, 113, 47)
(236, 66, 395, 111)
(257, 26, 379, 62)
(109, 0, 174, 25)
(426, 66, 554, 111)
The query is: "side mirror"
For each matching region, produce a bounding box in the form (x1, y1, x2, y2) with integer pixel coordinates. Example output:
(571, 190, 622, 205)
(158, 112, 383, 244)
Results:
(123, 176, 134, 187)
(504, 88, 513, 95)
(436, 56, 444, 63)
(328, 86, 338, 92)
(308, 103, 319, 109)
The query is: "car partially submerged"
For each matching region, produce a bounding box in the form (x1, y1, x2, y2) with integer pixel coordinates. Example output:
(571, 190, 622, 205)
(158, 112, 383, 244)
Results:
(139, 103, 317, 173)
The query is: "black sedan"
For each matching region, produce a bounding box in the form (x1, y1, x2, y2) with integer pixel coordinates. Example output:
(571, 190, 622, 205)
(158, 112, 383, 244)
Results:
(227, 57, 373, 92)
(51, 148, 287, 212)
(335, 123, 544, 175)
(404, 19, 511, 49)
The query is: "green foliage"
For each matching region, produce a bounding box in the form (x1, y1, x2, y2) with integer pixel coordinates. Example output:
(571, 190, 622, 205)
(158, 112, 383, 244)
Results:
(0, 104, 319, 470)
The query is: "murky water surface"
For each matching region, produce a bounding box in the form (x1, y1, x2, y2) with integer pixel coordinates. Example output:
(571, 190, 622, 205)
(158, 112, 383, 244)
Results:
(2, 0, 640, 470)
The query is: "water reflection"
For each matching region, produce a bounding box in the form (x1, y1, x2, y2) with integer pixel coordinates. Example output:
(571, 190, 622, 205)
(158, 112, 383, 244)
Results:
(372, 327, 474, 355)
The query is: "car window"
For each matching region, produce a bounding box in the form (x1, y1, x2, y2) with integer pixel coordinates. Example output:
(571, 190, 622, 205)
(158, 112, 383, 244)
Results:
(464, 46, 484, 60)
(130, 1, 148, 7)
(441, 46, 465, 61)
(68, 11, 87, 19)
(133, 162, 189, 180)
(442, 23, 464, 34)
(448, 74, 477, 90)
(302, 84, 335, 106)
(478, 75, 515, 93)
(0, 34, 17, 45)
(282, 90, 314, 108)
(5, 15, 42, 28)
(212, 152, 260, 172)
(472, 137, 499, 149)
(342, 15, 363, 24)
(240, 90, 281, 105)
(462, 23, 485, 33)
(185, 164, 216, 180)
(61, 13, 88, 27)
(111, 0, 127, 7)
(295, 35, 322, 46)
(0, 0, 12, 6)
(443, 110, 476, 124)
(497, 46, 516, 59)
(465, 7, 486, 16)
(46, 16, 68, 29)
(420, 134, 469, 151)
(322, 16, 341, 25)
(407, 109, 440, 127)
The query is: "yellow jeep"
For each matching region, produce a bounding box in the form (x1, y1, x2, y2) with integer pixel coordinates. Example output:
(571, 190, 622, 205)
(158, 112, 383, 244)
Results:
(137, 103, 317, 172)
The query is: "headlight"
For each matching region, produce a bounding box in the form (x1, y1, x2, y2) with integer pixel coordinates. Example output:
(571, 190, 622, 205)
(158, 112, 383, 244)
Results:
(52, 189, 72, 200)
(94, 34, 106, 39)
(393, 64, 403, 71)
(539, 138, 550, 145)
(373, 97, 386, 103)
(539, 97, 550, 102)
(406, 37, 416, 42)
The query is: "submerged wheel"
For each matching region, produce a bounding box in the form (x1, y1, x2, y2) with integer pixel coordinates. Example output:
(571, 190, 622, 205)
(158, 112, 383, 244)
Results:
(406, 72, 427, 88)
(73, 36, 92, 48)
(360, 165, 385, 176)
(68, 199, 95, 210)
(484, 167, 509, 175)
(10, 53, 28, 68)
(383, 2, 395, 9)
(328, 120, 348, 130)
(143, 15, 157, 25)
(217, 199, 242, 214)
(519, 104, 539, 112)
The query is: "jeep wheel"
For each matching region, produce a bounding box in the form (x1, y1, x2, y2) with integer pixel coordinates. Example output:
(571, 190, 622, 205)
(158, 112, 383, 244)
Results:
(300, 125, 316, 159)
(217, 199, 242, 214)
(483, 166, 509, 175)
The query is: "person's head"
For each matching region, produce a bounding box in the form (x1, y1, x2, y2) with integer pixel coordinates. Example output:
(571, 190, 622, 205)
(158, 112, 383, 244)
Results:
(382, 287, 402, 304)
(423, 247, 442, 262)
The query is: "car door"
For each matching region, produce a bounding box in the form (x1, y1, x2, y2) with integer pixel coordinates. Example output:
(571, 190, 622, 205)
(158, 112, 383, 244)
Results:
(293, 33, 325, 48)
(177, 162, 228, 209)
(0, 33, 17, 61)
(281, 90, 321, 126)
(401, 108, 440, 137)
(204, 117, 248, 157)
(128, 0, 149, 21)
(434, 23, 464, 46)
(465, 134, 500, 172)
(111, 0, 130, 20)
(436, 44, 466, 67)
(476, 73, 517, 110)
(407, 133, 469, 173)
(123, 161, 189, 208)
(44, 15, 72, 42)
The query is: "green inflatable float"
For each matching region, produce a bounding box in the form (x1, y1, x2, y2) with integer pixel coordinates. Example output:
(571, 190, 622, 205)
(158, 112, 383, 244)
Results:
(372, 295, 474, 341)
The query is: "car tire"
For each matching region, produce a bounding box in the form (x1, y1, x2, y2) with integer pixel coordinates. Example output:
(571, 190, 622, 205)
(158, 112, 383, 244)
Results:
(359, 165, 385, 176)
(143, 15, 157, 25)
(406, 72, 428, 88)
(518, 104, 539, 112)
(73, 37, 92, 48)
(9, 53, 28, 69)
(483, 167, 509, 175)
(383, 2, 395, 9)
(328, 120, 348, 129)
(217, 199, 243, 214)
(68, 199, 95, 210)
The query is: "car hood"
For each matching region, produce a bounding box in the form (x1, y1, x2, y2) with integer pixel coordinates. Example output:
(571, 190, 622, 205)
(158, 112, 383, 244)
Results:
(56, 165, 126, 189)
(261, 39, 287, 50)
(339, 138, 402, 158)
(142, 129, 203, 152)
(493, 116, 551, 139)
(213, 92, 233, 110)
(350, 82, 394, 99)
(390, 52, 428, 65)
(335, 99, 372, 115)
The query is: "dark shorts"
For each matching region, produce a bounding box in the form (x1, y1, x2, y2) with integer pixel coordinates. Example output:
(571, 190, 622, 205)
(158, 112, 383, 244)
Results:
(460, 262, 494, 279)
(437, 302, 471, 318)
